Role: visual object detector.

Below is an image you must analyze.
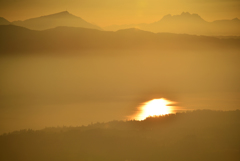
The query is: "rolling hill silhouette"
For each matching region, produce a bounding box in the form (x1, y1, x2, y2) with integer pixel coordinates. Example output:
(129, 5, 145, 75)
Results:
(104, 12, 240, 36)
(12, 11, 102, 30)
(0, 110, 239, 161)
(0, 25, 239, 53)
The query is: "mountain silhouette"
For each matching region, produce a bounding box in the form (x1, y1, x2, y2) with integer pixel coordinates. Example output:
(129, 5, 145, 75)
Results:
(104, 12, 240, 36)
(159, 12, 206, 23)
(0, 17, 11, 25)
(0, 25, 239, 53)
(12, 11, 102, 30)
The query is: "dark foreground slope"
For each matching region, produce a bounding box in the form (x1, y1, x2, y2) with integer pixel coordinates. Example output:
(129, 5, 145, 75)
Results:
(1, 110, 240, 161)
(0, 25, 240, 53)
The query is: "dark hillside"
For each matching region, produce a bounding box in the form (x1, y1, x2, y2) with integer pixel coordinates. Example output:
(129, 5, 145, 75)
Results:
(0, 25, 240, 53)
(1, 110, 239, 161)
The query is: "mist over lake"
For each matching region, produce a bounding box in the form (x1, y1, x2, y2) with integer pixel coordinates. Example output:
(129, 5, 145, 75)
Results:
(1, 49, 239, 134)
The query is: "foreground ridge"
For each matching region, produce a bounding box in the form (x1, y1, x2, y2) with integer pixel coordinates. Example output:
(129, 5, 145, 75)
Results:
(1, 110, 239, 161)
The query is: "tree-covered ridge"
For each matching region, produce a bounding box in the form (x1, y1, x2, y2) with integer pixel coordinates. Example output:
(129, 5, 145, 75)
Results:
(1, 25, 240, 54)
(1, 110, 240, 161)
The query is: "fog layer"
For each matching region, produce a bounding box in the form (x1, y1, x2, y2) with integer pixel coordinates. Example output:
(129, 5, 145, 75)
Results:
(1, 50, 239, 134)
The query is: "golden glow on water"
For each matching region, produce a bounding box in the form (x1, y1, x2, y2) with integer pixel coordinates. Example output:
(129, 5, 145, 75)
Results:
(134, 98, 176, 120)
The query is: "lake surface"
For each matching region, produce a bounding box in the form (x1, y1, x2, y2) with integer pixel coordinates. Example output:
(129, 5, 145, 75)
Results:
(0, 50, 240, 134)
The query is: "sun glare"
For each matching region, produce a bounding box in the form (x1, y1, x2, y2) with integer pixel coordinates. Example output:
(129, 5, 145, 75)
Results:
(134, 98, 176, 120)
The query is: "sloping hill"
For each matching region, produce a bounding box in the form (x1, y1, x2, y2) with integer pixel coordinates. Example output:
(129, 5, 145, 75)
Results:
(0, 110, 239, 161)
(0, 17, 11, 25)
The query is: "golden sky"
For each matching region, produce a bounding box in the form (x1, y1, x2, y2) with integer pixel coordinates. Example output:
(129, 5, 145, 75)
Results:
(1, 0, 240, 26)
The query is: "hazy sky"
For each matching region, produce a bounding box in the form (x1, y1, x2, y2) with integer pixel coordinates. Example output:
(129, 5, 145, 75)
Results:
(1, 0, 240, 26)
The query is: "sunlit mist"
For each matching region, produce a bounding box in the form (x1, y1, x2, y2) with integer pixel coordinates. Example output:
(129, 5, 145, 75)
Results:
(134, 98, 176, 120)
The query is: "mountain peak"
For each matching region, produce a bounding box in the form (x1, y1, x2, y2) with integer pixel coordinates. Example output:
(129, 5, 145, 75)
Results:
(181, 12, 191, 16)
(12, 11, 102, 30)
(180, 12, 202, 18)
(53, 11, 70, 15)
(160, 12, 205, 23)
(61, 11, 69, 14)
(41, 11, 74, 18)
(233, 18, 240, 21)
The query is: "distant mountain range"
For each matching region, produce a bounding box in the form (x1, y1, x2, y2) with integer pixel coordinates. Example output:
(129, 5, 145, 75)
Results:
(0, 25, 239, 53)
(104, 12, 240, 36)
(11, 11, 102, 30)
(1, 11, 240, 36)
